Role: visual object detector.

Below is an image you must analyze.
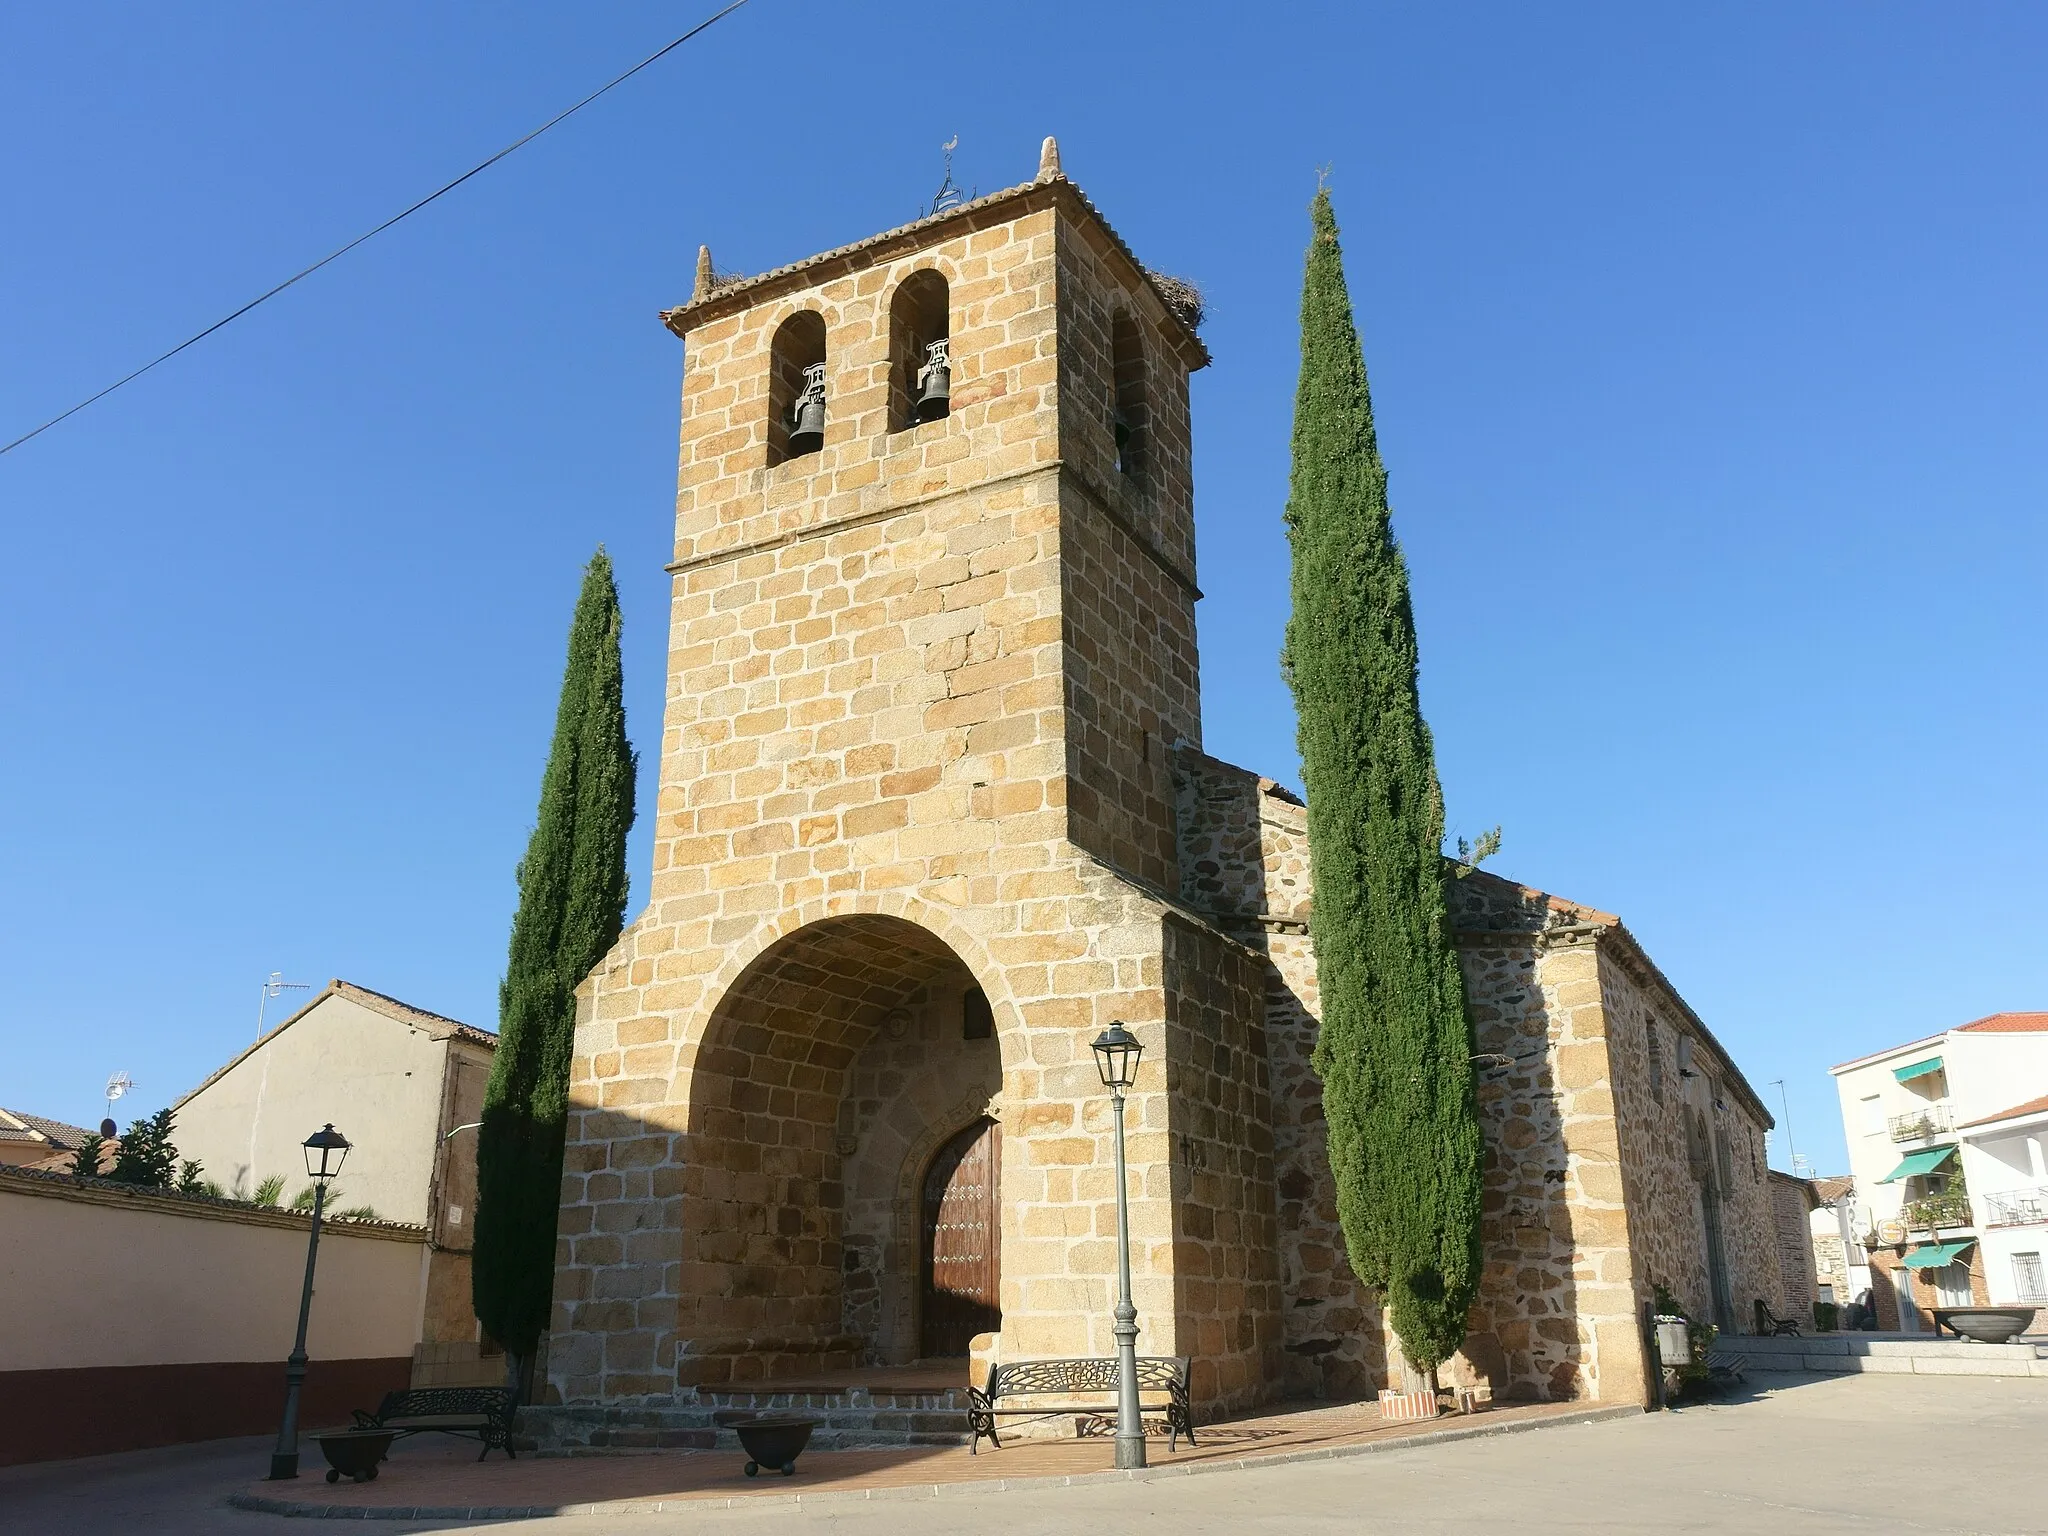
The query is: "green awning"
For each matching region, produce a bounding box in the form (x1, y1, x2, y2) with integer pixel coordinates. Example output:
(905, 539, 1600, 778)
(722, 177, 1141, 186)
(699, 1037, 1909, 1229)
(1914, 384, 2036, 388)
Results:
(1904, 1240, 1975, 1269)
(1877, 1145, 1957, 1183)
(1894, 1056, 1945, 1083)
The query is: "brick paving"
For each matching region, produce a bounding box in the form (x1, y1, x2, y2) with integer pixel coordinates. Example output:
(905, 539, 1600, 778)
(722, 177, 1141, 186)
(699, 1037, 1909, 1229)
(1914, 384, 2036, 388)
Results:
(234, 1398, 1611, 1517)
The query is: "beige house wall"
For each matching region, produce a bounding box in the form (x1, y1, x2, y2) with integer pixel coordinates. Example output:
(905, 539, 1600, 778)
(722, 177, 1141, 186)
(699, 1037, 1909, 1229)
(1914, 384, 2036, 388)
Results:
(173, 991, 453, 1225)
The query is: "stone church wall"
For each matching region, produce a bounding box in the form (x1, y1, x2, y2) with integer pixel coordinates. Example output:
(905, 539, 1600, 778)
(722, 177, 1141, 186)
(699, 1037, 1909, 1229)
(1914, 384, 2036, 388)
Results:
(1594, 940, 1782, 1336)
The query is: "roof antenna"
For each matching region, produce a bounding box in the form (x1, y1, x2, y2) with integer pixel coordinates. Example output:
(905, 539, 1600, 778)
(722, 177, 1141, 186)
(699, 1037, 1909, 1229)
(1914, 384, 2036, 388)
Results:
(927, 136, 973, 216)
(257, 971, 311, 1037)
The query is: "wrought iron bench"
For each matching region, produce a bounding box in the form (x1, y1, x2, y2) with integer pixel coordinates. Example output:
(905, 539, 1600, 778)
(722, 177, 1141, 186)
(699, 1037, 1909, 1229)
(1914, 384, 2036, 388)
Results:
(1753, 1299, 1802, 1337)
(967, 1356, 1194, 1454)
(351, 1386, 516, 1460)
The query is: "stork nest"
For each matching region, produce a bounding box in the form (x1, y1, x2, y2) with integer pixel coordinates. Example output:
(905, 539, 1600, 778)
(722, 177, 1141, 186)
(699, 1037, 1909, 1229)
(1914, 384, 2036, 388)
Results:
(1145, 270, 1206, 332)
(707, 266, 748, 296)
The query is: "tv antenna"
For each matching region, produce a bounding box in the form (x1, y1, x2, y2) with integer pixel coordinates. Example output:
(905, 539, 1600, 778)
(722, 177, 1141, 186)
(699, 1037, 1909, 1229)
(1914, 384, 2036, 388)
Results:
(257, 972, 312, 1037)
(104, 1072, 134, 1121)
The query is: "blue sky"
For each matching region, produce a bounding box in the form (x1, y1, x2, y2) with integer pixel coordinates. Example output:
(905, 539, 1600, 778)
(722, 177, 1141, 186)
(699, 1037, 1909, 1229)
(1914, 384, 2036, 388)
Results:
(3, 4, 2042, 1176)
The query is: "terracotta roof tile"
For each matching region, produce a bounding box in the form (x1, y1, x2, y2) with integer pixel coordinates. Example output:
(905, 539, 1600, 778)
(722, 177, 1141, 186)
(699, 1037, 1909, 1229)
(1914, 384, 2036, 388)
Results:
(0, 1108, 95, 1150)
(1953, 1012, 2048, 1034)
(1812, 1175, 1855, 1202)
(1959, 1093, 2048, 1129)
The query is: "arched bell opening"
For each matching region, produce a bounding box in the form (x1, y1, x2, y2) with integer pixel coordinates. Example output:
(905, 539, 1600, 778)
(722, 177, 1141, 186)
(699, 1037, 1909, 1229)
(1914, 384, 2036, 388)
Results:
(767, 310, 828, 465)
(1110, 309, 1148, 486)
(676, 914, 1003, 1385)
(888, 270, 951, 432)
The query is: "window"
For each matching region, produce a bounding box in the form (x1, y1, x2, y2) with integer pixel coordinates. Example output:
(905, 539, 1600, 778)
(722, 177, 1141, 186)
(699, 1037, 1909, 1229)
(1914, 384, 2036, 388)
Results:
(1110, 310, 1147, 484)
(1860, 1095, 1885, 1137)
(1932, 1261, 1973, 1308)
(767, 310, 827, 466)
(961, 987, 992, 1041)
(889, 270, 950, 432)
(2014, 1252, 2046, 1303)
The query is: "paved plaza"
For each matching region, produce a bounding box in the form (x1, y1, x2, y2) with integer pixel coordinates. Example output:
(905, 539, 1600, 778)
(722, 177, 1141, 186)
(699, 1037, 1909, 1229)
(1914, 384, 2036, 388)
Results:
(4, 1372, 2044, 1534)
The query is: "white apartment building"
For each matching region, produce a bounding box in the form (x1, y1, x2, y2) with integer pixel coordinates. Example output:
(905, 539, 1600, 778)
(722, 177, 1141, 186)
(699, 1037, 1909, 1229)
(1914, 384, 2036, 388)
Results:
(1829, 1012, 2048, 1329)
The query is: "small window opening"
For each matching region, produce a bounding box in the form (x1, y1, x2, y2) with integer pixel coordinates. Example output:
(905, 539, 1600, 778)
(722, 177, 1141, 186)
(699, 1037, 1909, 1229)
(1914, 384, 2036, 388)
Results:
(962, 987, 992, 1041)
(1110, 311, 1147, 483)
(767, 310, 828, 465)
(890, 270, 951, 431)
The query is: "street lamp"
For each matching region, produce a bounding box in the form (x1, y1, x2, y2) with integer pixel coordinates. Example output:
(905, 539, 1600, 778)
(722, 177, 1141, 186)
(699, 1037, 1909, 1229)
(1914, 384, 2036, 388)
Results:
(267, 1123, 351, 1481)
(1090, 1023, 1146, 1470)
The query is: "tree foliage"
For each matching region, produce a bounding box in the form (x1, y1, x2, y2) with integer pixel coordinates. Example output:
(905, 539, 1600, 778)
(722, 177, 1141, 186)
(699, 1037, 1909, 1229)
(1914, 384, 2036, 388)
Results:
(1281, 187, 1485, 1373)
(109, 1107, 183, 1189)
(473, 547, 637, 1370)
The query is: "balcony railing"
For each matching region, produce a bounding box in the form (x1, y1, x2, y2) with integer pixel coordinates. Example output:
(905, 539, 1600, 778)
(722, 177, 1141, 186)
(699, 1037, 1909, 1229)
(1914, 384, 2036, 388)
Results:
(1902, 1191, 1973, 1229)
(1981, 1187, 2048, 1227)
(1888, 1106, 1954, 1142)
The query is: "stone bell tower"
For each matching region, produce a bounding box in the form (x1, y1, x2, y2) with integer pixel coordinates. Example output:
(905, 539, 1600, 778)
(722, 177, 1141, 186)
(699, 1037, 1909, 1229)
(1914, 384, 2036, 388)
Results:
(541, 139, 1284, 1428)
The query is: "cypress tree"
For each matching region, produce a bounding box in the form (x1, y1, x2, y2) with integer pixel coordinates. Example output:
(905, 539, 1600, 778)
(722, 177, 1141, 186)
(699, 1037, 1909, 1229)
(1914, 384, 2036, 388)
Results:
(473, 547, 637, 1396)
(1282, 188, 1484, 1380)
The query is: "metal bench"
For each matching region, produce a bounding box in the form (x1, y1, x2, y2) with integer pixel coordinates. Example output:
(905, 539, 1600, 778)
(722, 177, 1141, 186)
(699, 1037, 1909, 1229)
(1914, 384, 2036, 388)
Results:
(351, 1386, 516, 1460)
(967, 1356, 1194, 1454)
(1753, 1299, 1802, 1337)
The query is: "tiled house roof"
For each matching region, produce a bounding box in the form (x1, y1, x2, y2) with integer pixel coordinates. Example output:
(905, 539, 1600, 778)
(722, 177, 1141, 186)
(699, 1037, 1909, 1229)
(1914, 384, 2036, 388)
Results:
(0, 1108, 95, 1151)
(1954, 1012, 2048, 1034)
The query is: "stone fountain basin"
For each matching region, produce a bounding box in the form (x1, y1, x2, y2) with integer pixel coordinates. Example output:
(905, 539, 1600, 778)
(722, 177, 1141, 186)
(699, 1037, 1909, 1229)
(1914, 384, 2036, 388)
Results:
(1933, 1307, 2038, 1343)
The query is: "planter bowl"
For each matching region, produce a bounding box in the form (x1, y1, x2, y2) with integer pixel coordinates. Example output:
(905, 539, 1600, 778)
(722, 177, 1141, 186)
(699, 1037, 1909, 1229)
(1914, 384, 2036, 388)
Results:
(312, 1428, 397, 1484)
(727, 1415, 822, 1477)
(1933, 1307, 2038, 1344)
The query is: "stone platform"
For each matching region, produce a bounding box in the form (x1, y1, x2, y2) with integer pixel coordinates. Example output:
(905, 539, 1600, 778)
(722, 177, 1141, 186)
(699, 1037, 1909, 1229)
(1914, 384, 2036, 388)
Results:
(238, 1397, 1625, 1520)
(520, 1364, 975, 1453)
(1731, 1331, 2048, 1377)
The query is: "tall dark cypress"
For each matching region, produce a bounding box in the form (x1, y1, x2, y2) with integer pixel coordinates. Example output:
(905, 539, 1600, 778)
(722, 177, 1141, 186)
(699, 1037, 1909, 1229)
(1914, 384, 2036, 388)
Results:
(473, 548, 637, 1394)
(1282, 188, 1483, 1377)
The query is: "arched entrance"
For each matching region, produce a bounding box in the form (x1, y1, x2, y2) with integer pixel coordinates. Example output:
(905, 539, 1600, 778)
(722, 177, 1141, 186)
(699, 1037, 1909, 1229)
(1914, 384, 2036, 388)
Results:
(676, 914, 1003, 1385)
(920, 1117, 1001, 1358)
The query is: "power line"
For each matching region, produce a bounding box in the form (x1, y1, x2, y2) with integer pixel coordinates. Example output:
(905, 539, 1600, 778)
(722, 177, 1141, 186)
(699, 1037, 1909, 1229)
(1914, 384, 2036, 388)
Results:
(1, 0, 753, 459)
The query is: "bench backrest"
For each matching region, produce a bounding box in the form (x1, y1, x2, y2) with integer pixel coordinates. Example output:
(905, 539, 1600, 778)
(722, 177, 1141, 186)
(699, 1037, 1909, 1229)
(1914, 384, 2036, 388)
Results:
(376, 1386, 512, 1419)
(986, 1357, 1189, 1397)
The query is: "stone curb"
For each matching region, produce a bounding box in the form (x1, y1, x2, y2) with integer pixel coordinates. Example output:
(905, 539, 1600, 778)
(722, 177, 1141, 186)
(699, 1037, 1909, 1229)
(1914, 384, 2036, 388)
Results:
(225, 1402, 1639, 1520)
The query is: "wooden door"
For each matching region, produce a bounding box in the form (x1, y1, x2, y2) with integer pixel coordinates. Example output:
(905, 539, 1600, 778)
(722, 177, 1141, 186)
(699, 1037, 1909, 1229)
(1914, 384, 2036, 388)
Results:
(921, 1117, 1001, 1358)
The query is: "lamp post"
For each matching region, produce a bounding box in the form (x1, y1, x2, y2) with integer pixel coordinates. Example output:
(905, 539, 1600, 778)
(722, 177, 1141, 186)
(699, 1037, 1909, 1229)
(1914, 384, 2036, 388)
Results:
(1090, 1023, 1146, 1470)
(267, 1123, 351, 1481)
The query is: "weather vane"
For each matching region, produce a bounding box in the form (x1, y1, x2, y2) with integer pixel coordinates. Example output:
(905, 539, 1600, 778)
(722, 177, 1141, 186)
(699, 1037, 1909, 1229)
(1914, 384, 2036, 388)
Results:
(927, 136, 974, 217)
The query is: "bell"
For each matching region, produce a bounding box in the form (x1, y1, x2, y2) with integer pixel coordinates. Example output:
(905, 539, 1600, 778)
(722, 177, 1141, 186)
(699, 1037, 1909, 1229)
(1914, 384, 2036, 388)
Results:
(789, 362, 826, 455)
(915, 338, 951, 423)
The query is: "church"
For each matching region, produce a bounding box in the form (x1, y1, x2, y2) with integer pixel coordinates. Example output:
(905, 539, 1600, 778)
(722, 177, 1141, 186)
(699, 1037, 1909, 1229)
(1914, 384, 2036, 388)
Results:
(524, 140, 1784, 1448)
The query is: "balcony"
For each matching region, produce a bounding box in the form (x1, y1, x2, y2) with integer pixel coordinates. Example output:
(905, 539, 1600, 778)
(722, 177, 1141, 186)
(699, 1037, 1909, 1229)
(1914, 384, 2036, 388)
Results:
(1888, 1106, 1954, 1142)
(1902, 1191, 1973, 1230)
(1981, 1187, 2048, 1228)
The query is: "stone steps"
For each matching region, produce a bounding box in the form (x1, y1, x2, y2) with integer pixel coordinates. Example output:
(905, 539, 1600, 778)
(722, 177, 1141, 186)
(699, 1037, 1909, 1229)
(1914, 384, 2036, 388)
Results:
(1726, 1332, 2048, 1378)
(519, 1385, 976, 1455)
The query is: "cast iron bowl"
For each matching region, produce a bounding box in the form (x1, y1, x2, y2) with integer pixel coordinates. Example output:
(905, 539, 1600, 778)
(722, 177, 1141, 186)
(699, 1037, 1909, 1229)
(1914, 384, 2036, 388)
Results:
(1933, 1306, 2038, 1344)
(312, 1428, 397, 1483)
(726, 1414, 822, 1477)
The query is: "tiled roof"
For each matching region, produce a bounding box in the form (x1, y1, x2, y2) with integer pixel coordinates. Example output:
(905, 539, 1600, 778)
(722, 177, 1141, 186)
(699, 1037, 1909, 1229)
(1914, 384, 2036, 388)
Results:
(1959, 1093, 2048, 1129)
(658, 169, 1210, 372)
(1831, 1012, 2048, 1073)
(175, 979, 494, 1110)
(0, 1108, 95, 1150)
(1954, 1012, 2048, 1034)
(332, 981, 498, 1050)
(1813, 1175, 1855, 1203)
